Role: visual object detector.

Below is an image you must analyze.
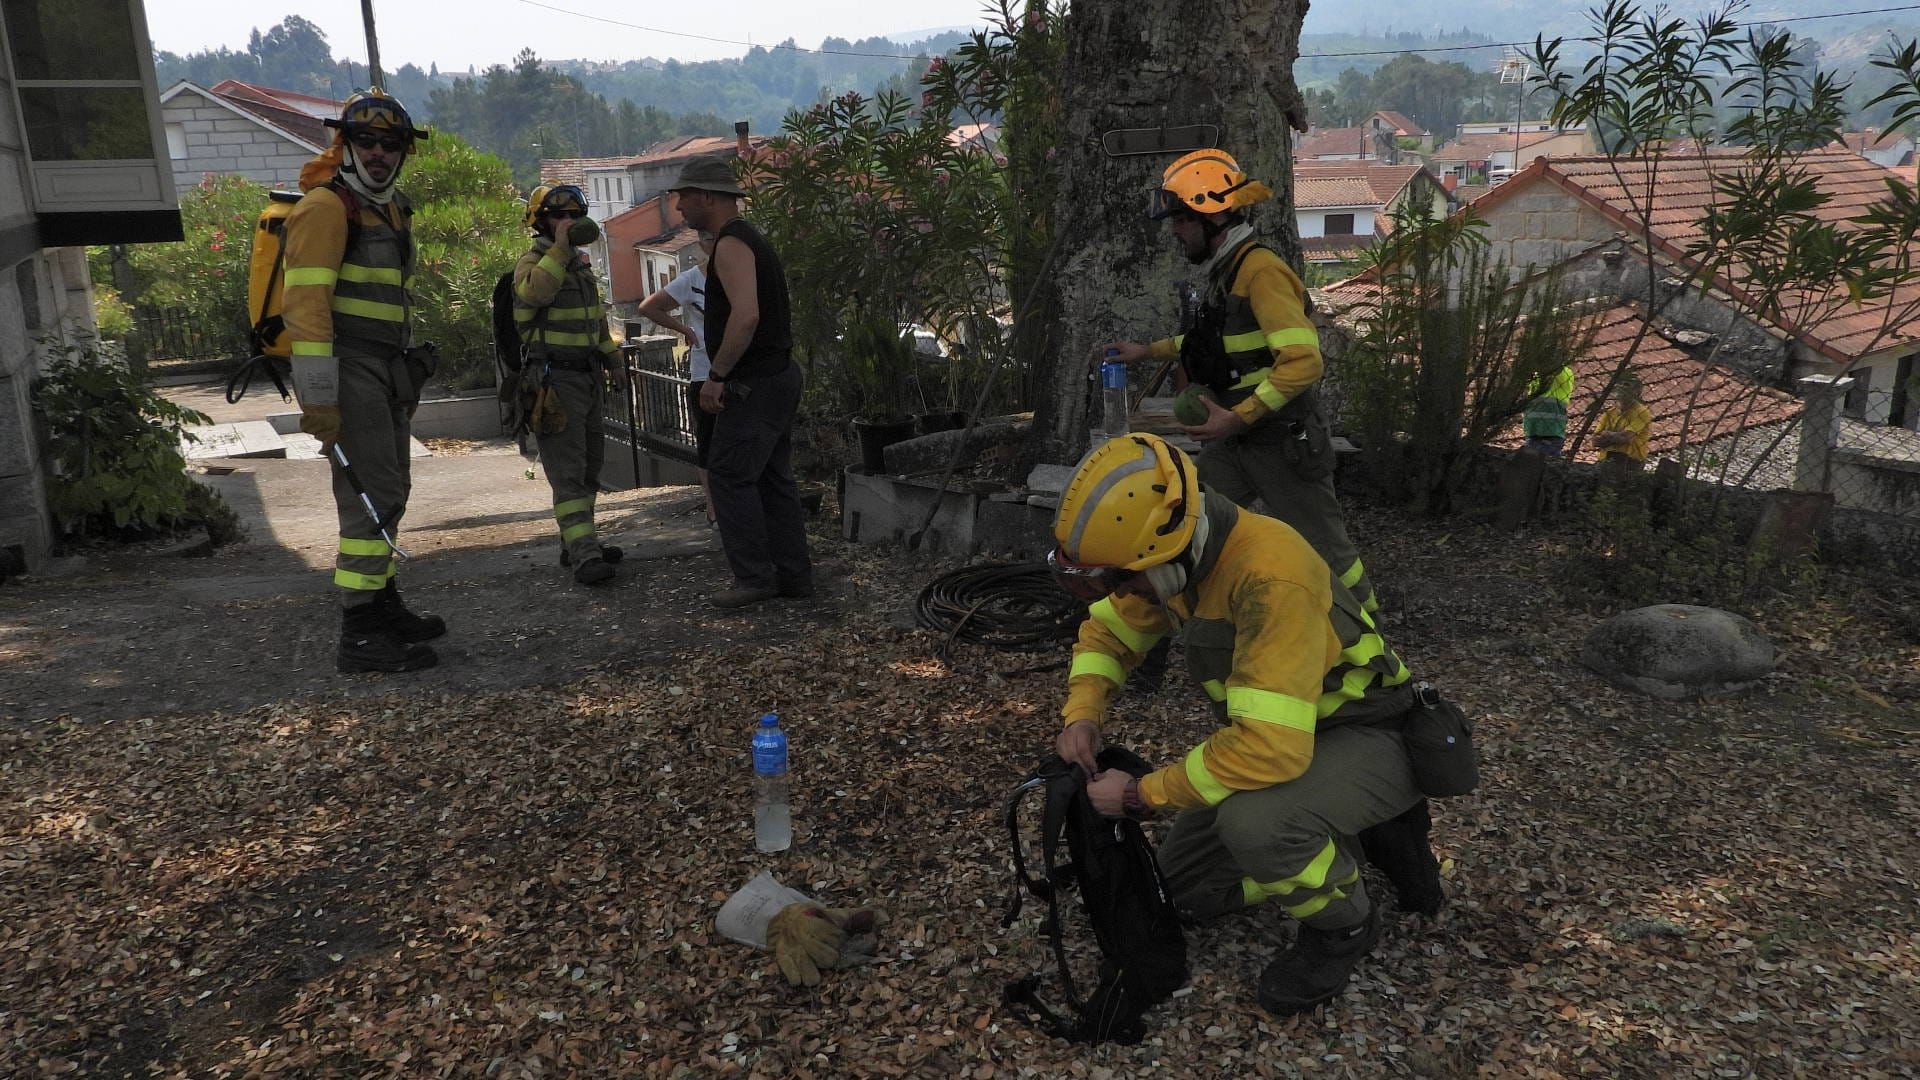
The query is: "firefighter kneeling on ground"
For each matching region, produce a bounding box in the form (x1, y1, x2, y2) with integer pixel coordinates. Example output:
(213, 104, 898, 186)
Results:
(514, 183, 628, 585)
(1048, 433, 1444, 1016)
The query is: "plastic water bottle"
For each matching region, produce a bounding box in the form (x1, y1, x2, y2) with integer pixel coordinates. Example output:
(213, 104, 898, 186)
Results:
(1100, 352, 1130, 439)
(752, 713, 792, 853)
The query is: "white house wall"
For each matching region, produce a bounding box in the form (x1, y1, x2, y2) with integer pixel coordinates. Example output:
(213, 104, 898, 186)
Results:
(161, 88, 316, 192)
(1296, 207, 1377, 239)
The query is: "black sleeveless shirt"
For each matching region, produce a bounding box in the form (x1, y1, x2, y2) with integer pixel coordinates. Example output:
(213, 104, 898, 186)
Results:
(705, 218, 793, 379)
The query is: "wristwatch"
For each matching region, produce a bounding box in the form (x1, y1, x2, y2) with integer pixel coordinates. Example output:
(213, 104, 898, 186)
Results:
(707, 371, 729, 382)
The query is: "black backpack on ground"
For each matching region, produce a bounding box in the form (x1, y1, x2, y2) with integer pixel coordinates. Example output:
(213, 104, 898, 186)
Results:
(1001, 746, 1189, 1044)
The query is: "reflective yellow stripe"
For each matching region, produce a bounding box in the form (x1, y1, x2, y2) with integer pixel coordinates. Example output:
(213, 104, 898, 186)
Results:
(1202, 679, 1226, 702)
(1339, 559, 1366, 590)
(1069, 652, 1125, 685)
(1266, 327, 1320, 350)
(1242, 841, 1347, 907)
(333, 567, 388, 590)
(337, 263, 404, 285)
(1231, 366, 1271, 389)
(290, 340, 332, 356)
(538, 330, 600, 346)
(537, 254, 566, 280)
(561, 522, 596, 543)
(1089, 597, 1158, 654)
(284, 267, 337, 287)
(514, 308, 537, 322)
(1182, 744, 1234, 805)
(1226, 686, 1317, 733)
(539, 305, 598, 320)
(1285, 890, 1340, 920)
(1221, 329, 1267, 353)
(1318, 665, 1380, 719)
(554, 497, 594, 518)
(330, 296, 406, 321)
(338, 537, 390, 556)
(1253, 381, 1287, 410)
(1170, 334, 1185, 350)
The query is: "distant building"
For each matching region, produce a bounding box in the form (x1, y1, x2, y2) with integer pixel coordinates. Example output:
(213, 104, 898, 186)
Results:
(1293, 162, 1451, 271)
(1831, 128, 1916, 170)
(1295, 111, 1435, 164)
(159, 79, 335, 192)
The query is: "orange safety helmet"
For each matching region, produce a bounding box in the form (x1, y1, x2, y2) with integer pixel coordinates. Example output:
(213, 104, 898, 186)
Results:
(1148, 148, 1273, 220)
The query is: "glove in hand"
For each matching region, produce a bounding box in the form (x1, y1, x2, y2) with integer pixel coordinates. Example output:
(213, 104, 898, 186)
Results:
(567, 216, 600, 245)
(766, 904, 886, 986)
(299, 404, 342, 449)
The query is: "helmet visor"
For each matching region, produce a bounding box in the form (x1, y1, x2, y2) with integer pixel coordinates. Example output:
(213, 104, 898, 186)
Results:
(1046, 546, 1140, 603)
(1147, 187, 1182, 221)
(541, 185, 587, 216)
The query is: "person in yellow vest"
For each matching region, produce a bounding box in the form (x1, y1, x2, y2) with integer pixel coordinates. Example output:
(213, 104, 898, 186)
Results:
(1523, 364, 1575, 456)
(1102, 149, 1379, 617)
(283, 90, 443, 674)
(1047, 433, 1442, 1016)
(1592, 374, 1652, 474)
(514, 184, 627, 585)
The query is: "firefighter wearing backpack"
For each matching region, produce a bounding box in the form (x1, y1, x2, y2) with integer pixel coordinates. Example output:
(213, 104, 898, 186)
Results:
(1048, 433, 1439, 1017)
(1099, 149, 1377, 616)
(513, 184, 626, 585)
(283, 89, 445, 674)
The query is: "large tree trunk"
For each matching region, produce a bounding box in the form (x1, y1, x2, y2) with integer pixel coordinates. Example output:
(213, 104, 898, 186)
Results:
(1025, 0, 1311, 467)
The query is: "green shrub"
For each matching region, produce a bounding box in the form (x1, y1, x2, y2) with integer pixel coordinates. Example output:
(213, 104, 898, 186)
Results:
(89, 173, 262, 363)
(92, 283, 135, 340)
(32, 334, 239, 542)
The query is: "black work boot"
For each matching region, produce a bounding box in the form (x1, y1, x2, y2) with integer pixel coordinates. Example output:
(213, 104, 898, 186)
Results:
(1256, 905, 1381, 1017)
(1359, 800, 1445, 917)
(338, 604, 438, 674)
(573, 555, 615, 585)
(375, 580, 447, 643)
(559, 545, 622, 567)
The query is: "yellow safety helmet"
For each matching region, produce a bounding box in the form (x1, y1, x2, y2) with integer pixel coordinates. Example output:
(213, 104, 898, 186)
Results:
(1048, 434, 1201, 599)
(326, 89, 428, 149)
(1148, 148, 1273, 220)
(523, 183, 588, 230)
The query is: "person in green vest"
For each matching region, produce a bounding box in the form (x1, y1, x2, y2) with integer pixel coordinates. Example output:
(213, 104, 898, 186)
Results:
(1523, 364, 1575, 456)
(514, 183, 627, 585)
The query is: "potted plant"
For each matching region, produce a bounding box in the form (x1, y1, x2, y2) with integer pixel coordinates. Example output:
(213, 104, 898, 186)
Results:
(844, 313, 918, 472)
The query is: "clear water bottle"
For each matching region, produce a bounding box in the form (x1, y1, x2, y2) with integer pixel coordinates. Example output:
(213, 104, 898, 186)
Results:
(1100, 353, 1130, 439)
(752, 713, 792, 853)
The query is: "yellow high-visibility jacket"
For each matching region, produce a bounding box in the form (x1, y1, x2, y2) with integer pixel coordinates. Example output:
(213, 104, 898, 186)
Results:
(282, 184, 414, 403)
(1595, 402, 1652, 461)
(1146, 241, 1322, 427)
(512, 235, 619, 368)
(1061, 498, 1411, 812)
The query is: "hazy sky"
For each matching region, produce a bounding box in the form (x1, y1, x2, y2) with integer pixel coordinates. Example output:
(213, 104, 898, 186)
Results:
(141, 0, 994, 69)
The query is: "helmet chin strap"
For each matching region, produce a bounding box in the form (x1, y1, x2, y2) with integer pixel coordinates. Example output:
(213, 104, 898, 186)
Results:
(1143, 495, 1213, 604)
(339, 141, 401, 205)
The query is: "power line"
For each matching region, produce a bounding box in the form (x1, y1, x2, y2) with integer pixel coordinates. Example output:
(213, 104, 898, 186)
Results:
(509, 0, 1920, 64)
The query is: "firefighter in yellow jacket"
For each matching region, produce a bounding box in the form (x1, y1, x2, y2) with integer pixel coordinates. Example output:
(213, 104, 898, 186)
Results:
(283, 90, 443, 674)
(1103, 150, 1378, 615)
(1047, 434, 1437, 1016)
(513, 184, 626, 585)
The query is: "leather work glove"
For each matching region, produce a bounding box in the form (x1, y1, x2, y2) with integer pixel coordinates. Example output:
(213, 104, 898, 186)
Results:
(299, 404, 342, 450)
(765, 904, 885, 987)
(530, 384, 567, 435)
(567, 216, 600, 245)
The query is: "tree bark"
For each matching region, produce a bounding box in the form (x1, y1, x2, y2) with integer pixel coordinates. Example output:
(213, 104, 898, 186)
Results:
(1025, 0, 1312, 468)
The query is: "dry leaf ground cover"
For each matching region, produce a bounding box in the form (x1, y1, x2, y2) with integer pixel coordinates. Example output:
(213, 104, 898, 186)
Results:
(3, 506, 1918, 1078)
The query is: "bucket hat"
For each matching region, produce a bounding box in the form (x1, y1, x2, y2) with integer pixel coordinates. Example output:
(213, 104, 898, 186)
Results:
(670, 155, 747, 197)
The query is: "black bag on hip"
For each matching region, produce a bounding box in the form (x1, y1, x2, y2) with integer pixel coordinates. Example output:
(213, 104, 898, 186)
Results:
(1402, 681, 1478, 797)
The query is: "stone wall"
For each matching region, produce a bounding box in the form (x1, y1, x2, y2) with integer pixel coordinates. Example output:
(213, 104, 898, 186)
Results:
(1478, 182, 1617, 273)
(0, 248, 93, 572)
(163, 89, 315, 192)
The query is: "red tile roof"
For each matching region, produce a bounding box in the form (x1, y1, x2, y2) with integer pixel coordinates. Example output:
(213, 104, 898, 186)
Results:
(1315, 284, 1802, 459)
(1835, 128, 1909, 154)
(203, 80, 336, 149)
(1295, 176, 1379, 208)
(1296, 127, 1374, 159)
(1429, 130, 1571, 164)
(1299, 236, 1372, 264)
(1296, 162, 1427, 206)
(1471, 150, 1920, 363)
(1371, 111, 1426, 137)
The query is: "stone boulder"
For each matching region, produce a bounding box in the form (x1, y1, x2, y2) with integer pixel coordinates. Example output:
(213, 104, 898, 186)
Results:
(1581, 604, 1776, 699)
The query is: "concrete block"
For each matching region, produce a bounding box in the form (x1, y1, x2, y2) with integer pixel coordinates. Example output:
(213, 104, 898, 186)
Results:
(185, 132, 210, 146)
(0, 471, 52, 566)
(1025, 463, 1076, 495)
(209, 131, 254, 146)
(0, 374, 36, 475)
(234, 157, 267, 171)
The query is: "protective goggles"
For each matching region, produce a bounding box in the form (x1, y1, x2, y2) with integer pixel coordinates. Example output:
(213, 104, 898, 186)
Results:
(347, 129, 407, 153)
(1046, 547, 1141, 603)
(540, 185, 588, 216)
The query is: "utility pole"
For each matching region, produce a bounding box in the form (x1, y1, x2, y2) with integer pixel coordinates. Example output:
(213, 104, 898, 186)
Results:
(361, 0, 384, 90)
(1497, 50, 1531, 180)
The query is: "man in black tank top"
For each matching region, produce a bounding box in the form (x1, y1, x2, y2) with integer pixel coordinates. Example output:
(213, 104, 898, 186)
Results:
(670, 156, 813, 609)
